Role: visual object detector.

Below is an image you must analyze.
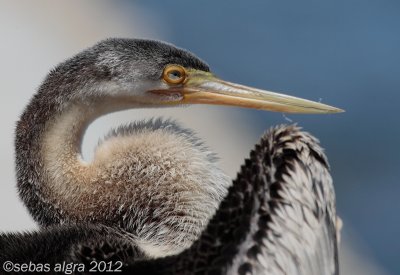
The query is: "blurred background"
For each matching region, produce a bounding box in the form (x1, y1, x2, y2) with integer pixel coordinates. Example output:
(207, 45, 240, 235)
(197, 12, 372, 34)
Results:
(0, 1, 398, 274)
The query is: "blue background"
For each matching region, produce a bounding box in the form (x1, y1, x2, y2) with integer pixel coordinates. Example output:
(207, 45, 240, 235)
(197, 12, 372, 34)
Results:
(119, 0, 400, 273)
(0, 1, 397, 274)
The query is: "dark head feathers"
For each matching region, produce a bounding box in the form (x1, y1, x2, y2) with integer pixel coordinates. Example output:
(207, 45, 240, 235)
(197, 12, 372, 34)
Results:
(50, 38, 210, 82)
(96, 38, 210, 71)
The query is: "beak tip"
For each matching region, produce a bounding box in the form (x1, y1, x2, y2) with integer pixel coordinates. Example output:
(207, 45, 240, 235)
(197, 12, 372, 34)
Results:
(331, 107, 345, 113)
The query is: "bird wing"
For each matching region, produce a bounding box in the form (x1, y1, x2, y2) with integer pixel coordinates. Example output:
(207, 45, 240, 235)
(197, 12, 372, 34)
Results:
(276, 125, 339, 275)
(128, 124, 340, 275)
(0, 125, 339, 275)
(120, 124, 339, 275)
(0, 224, 146, 266)
(222, 124, 339, 275)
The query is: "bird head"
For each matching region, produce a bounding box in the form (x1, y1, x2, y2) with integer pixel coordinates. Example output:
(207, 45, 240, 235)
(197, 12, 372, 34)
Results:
(66, 38, 343, 114)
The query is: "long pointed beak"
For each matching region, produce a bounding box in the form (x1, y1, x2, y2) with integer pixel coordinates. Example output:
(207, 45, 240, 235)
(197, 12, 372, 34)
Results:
(155, 70, 344, 114)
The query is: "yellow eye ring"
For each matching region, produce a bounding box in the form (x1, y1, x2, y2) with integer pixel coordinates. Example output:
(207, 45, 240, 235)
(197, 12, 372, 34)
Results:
(162, 65, 186, 85)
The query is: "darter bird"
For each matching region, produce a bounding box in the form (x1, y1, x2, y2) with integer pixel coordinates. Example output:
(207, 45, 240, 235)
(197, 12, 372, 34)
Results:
(0, 39, 343, 274)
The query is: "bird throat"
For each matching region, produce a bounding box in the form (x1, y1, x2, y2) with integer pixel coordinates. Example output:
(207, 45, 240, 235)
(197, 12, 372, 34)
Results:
(33, 99, 230, 257)
(41, 102, 94, 203)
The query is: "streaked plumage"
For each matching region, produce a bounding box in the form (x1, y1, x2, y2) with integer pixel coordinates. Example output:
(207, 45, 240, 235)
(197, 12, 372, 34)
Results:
(0, 39, 341, 274)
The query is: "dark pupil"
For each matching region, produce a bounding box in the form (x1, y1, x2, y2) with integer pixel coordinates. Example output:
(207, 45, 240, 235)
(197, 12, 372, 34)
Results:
(169, 70, 181, 80)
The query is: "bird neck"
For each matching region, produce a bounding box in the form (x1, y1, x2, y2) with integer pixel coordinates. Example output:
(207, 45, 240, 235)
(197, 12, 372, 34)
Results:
(16, 92, 231, 257)
(15, 93, 138, 224)
(41, 101, 95, 193)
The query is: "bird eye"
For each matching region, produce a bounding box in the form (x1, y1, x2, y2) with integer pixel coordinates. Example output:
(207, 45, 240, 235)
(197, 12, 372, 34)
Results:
(163, 65, 186, 84)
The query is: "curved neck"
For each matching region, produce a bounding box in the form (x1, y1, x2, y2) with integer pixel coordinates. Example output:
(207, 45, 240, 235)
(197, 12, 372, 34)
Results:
(41, 102, 96, 193)
(15, 93, 140, 224)
(16, 91, 232, 258)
